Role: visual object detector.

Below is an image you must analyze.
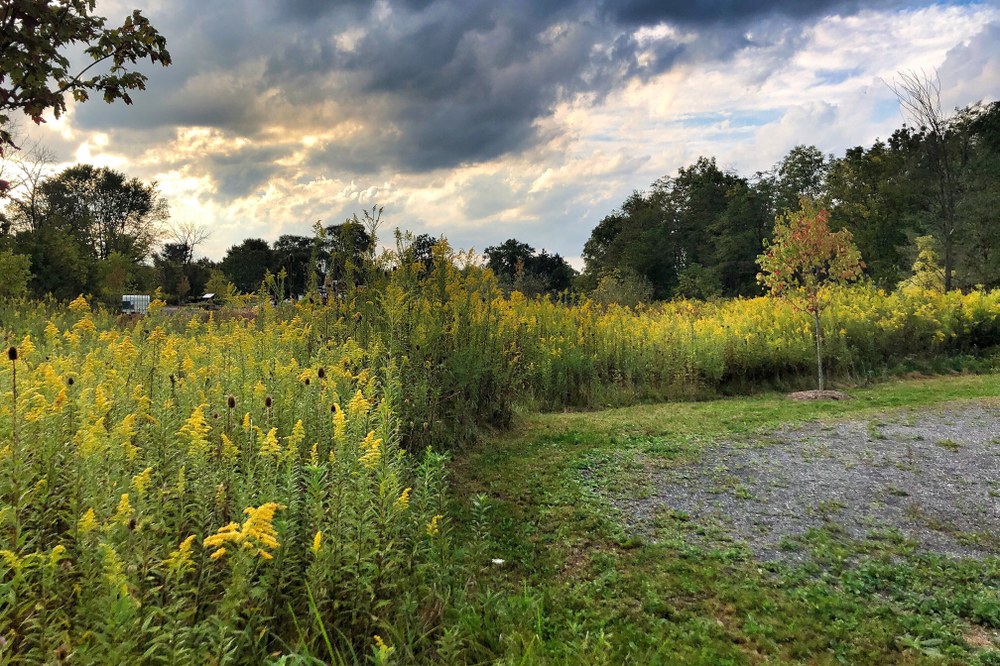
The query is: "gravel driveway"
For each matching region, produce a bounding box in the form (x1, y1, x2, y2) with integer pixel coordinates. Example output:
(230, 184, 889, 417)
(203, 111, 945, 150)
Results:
(596, 402, 1000, 561)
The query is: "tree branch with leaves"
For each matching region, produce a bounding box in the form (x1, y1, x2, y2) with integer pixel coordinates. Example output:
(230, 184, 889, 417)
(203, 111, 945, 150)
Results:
(0, 0, 170, 190)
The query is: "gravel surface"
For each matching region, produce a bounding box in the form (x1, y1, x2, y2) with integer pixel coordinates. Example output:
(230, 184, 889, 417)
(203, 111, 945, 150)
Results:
(595, 402, 1000, 561)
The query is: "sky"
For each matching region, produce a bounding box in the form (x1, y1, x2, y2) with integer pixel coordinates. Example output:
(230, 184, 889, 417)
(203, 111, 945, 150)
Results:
(13, 0, 1000, 266)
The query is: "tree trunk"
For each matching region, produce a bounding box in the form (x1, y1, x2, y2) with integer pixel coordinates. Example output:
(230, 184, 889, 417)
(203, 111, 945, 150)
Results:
(813, 310, 824, 391)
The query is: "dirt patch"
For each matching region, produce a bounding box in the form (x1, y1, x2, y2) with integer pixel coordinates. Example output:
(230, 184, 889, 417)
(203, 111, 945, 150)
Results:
(590, 402, 1000, 561)
(964, 624, 997, 650)
(787, 389, 853, 401)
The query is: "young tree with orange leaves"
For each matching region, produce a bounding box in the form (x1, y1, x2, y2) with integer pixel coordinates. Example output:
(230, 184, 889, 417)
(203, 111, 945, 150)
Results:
(757, 199, 864, 391)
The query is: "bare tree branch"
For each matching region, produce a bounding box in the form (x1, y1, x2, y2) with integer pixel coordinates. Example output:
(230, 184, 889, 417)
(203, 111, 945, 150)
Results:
(166, 220, 213, 264)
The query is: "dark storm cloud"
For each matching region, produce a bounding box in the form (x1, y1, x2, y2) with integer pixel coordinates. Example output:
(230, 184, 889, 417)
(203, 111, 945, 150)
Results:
(601, 0, 883, 25)
(75, 0, 919, 190)
(205, 144, 291, 199)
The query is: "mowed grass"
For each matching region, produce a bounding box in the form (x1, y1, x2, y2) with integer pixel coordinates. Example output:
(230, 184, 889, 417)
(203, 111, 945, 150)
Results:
(451, 374, 1000, 665)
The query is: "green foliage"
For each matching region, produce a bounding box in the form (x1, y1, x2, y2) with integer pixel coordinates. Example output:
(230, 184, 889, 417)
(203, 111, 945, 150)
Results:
(773, 145, 830, 213)
(0, 298, 451, 663)
(581, 157, 777, 299)
(901, 235, 946, 293)
(582, 100, 999, 296)
(220, 238, 276, 293)
(38, 164, 168, 262)
(204, 269, 238, 304)
(484, 238, 575, 296)
(0, 249, 31, 299)
(826, 140, 916, 286)
(94, 251, 133, 304)
(3, 246, 1000, 661)
(590, 267, 654, 307)
(4, 164, 168, 299)
(675, 264, 722, 300)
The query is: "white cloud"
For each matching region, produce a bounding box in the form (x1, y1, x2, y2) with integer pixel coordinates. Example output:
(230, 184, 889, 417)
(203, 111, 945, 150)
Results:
(21, 3, 1000, 265)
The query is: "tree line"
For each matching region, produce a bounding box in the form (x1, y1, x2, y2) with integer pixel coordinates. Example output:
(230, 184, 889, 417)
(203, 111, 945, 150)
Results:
(578, 92, 1000, 302)
(0, 169, 388, 304)
(1, 88, 997, 306)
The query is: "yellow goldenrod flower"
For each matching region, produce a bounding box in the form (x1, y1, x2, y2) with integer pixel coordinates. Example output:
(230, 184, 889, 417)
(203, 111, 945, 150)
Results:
(373, 634, 395, 661)
(132, 467, 153, 497)
(347, 390, 371, 419)
(73, 314, 97, 334)
(259, 427, 280, 458)
(358, 431, 382, 469)
(68, 294, 90, 312)
(394, 487, 412, 511)
(220, 433, 238, 460)
(242, 503, 282, 551)
(332, 404, 346, 445)
(52, 387, 67, 411)
(204, 502, 284, 561)
(49, 545, 67, 567)
(179, 404, 211, 454)
(285, 419, 306, 453)
(426, 514, 443, 537)
(19, 335, 35, 356)
(0, 550, 21, 572)
(93, 385, 114, 414)
(311, 530, 323, 554)
(102, 546, 130, 597)
(164, 535, 197, 575)
(78, 508, 99, 533)
(113, 494, 133, 525)
(132, 383, 151, 410)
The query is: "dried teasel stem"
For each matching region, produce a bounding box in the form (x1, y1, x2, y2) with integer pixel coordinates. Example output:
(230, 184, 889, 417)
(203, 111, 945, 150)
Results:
(8, 346, 19, 543)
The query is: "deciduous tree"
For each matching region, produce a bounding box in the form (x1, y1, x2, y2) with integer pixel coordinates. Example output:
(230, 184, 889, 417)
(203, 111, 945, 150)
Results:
(757, 200, 864, 391)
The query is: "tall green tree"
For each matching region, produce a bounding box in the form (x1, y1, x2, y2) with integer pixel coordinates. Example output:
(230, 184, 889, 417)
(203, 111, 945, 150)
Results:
(37, 164, 168, 262)
(220, 238, 275, 293)
(826, 141, 916, 286)
(772, 145, 830, 214)
(484, 238, 575, 296)
(889, 72, 969, 291)
(323, 220, 374, 287)
(272, 234, 313, 297)
(582, 157, 770, 299)
(953, 101, 1000, 288)
(14, 219, 92, 299)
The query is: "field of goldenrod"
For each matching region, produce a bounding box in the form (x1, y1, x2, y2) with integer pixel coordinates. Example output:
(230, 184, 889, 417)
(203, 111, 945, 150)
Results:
(2, 253, 1000, 663)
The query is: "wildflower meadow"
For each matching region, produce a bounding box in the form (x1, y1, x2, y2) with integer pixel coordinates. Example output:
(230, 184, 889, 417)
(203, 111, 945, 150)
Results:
(2, 243, 1000, 663)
